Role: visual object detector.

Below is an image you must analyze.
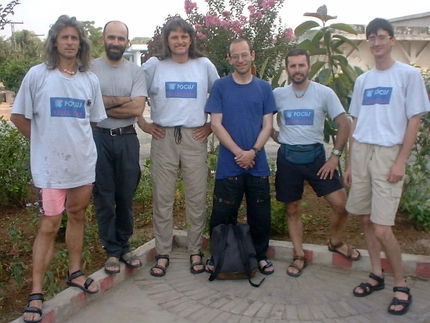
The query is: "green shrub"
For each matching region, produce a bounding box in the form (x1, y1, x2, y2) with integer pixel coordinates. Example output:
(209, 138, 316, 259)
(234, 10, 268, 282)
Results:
(400, 113, 430, 230)
(0, 116, 31, 206)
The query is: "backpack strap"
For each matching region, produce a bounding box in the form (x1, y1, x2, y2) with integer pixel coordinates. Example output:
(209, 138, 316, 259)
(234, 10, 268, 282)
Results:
(232, 224, 265, 288)
(209, 224, 229, 281)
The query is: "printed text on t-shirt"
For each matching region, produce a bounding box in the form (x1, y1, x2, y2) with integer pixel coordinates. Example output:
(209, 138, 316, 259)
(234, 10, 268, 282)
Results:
(165, 82, 197, 98)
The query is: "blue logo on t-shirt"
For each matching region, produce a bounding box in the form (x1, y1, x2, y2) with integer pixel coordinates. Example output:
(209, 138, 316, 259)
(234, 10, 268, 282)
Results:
(283, 109, 314, 125)
(50, 97, 86, 119)
(165, 82, 197, 98)
(362, 87, 392, 105)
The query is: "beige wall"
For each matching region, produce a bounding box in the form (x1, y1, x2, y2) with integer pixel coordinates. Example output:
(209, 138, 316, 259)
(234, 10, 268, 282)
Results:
(345, 24, 430, 71)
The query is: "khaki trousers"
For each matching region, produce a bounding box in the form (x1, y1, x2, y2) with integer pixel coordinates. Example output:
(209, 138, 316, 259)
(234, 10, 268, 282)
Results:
(150, 127, 208, 255)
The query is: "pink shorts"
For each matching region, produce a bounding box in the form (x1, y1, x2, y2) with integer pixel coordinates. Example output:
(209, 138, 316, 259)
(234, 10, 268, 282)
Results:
(38, 185, 92, 216)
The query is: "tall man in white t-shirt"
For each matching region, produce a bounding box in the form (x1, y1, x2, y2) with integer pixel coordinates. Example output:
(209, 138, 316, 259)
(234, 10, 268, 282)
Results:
(11, 15, 106, 323)
(138, 17, 219, 277)
(272, 49, 360, 278)
(345, 18, 430, 316)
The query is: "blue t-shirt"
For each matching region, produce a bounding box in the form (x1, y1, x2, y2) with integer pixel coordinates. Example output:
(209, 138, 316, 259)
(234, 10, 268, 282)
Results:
(205, 75, 277, 179)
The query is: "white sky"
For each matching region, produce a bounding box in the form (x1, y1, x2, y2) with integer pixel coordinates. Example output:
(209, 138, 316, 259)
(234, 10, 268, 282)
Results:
(1, 0, 429, 40)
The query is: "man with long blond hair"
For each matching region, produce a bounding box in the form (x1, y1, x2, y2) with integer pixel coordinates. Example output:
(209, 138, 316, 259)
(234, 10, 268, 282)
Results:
(10, 15, 106, 323)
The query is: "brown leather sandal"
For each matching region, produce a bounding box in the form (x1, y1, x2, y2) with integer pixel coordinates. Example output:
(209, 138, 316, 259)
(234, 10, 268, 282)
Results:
(328, 239, 361, 261)
(286, 255, 308, 277)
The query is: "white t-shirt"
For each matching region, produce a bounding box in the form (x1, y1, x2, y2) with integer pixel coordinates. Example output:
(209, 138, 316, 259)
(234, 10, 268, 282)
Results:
(142, 56, 219, 127)
(350, 61, 430, 146)
(273, 81, 345, 145)
(12, 63, 106, 189)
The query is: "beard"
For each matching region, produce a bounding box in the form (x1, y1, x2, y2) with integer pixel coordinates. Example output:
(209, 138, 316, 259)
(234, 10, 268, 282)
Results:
(289, 72, 308, 85)
(105, 44, 126, 61)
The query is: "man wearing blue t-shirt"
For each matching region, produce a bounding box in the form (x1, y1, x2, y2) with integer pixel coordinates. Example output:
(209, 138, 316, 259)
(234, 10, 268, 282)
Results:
(205, 38, 277, 275)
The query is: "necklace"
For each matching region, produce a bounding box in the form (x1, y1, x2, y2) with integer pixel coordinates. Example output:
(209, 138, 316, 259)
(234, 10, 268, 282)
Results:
(58, 64, 77, 76)
(62, 68, 75, 75)
(292, 83, 310, 98)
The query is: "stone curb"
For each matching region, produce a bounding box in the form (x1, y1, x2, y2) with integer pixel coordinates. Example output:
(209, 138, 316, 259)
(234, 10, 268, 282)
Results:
(11, 230, 430, 323)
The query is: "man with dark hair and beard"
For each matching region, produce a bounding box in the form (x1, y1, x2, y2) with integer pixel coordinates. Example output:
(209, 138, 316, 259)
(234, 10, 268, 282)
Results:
(91, 20, 147, 275)
(271, 49, 360, 278)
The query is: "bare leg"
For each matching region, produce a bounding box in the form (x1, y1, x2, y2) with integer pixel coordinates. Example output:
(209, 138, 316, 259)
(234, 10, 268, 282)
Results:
(325, 189, 360, 259)
(65, 185, 98, 293)
(373, 223, 408, 312)
(354, 215, 384, 295)
(24, 215, 62, 322)
(286, 201, 306, 275)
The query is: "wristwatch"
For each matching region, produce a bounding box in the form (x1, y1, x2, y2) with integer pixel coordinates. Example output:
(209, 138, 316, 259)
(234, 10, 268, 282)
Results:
(251, 147, 261, 157)
(332, 148, 342, 157)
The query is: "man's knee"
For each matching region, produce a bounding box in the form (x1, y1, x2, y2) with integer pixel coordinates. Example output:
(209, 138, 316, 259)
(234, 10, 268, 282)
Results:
(373, 223, 394, 243)
(286, 201, 301, 219)
(39, 216, 62, 236)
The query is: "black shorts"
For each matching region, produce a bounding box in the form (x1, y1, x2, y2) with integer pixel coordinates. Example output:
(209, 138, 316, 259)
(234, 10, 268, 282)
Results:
(275, 147, 344, 203)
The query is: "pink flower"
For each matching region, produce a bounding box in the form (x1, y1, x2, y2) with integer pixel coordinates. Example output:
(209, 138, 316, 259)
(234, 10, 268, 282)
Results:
(284, 27, 294, 41)
(205, 14, 221, 27)
(220, 20, 229, 29)
(222, 11, 232, 19)
(197, 32, 207, 39)
(184, 0, 198, 15)
(10, 247, 18, 255)
(260, 0, 277, 10)
(231, 20, 243, 34)
(194, 23, 202, 30)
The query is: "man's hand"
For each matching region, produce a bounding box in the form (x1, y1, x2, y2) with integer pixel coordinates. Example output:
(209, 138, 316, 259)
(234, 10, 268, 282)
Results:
(138, 120, 165, 140)
(193, 123, 212, 143)
(317, 155, 338, 180)
(271, 129, 280, 144)
(344, 166, 352, 187)
(235, 150, 256, 170)
(387, 160, 406, 183)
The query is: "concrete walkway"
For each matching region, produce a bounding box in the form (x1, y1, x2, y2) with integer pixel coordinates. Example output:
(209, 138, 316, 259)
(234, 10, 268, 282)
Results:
(10, 231, 430, 323)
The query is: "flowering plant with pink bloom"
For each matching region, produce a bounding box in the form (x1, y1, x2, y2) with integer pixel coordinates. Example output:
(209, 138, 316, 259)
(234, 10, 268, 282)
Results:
(182, 0, 294, 77)
(147, 0, 294, 78)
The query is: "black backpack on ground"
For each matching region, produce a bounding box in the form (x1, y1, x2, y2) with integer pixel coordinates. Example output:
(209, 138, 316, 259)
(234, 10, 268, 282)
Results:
(209, 223, 265, 287)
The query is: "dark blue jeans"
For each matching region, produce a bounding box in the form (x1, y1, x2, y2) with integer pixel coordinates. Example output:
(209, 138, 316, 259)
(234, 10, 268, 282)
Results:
(92, 129, 141, 258)
(209, 173, 271, 261)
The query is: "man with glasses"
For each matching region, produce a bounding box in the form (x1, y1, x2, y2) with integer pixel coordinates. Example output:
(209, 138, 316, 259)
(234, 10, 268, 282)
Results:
(205, 38, 277, 275)
(345, 18, 430, 315)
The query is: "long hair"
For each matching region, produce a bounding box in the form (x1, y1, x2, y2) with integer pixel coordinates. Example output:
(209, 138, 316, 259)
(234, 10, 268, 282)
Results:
(160, 17, 204, 60)
(44, 15, 92, 71)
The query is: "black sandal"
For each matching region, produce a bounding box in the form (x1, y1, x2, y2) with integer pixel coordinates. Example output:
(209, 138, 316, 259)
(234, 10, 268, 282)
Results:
(258, 260, 274, 275)
(205, 256, 214, 274)
(120, 252, 142, 269)
(150, 255, 170, 277)
(66, 270, 100, 294)
(190, 253, 205, 274)
(23, 293, 44, 323)
(388, 286, 413, 315)
(353, 272, 385, 297)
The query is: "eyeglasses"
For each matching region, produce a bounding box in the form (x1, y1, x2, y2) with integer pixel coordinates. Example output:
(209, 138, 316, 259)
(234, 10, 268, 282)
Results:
(230, 52, 251, 61)
(367, 35, 392, 43)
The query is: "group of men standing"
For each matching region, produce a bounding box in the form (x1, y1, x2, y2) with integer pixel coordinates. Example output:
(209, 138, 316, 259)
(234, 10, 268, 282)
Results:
(10, 13, 429, 323)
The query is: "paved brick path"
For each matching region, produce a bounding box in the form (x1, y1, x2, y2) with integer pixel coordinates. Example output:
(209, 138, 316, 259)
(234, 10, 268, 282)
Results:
(10, 234, 430, 323)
